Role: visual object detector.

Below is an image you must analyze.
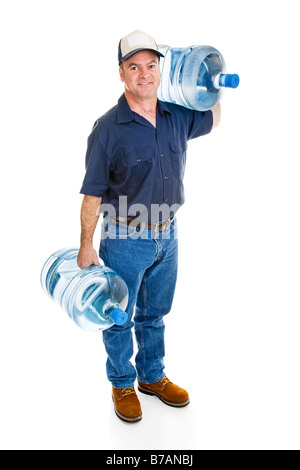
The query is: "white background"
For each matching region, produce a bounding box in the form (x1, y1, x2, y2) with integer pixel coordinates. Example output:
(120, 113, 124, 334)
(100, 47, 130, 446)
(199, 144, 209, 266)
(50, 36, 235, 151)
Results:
(1, 0, 299, 450)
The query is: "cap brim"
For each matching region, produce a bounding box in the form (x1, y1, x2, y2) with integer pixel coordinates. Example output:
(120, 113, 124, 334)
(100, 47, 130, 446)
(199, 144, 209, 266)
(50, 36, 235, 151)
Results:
(119, 48, 164, 64)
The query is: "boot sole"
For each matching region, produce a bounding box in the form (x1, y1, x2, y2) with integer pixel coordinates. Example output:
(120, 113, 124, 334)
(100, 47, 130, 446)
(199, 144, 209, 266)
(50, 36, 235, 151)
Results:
(112, 396, 143, 423)
(138, 386, 190, 407)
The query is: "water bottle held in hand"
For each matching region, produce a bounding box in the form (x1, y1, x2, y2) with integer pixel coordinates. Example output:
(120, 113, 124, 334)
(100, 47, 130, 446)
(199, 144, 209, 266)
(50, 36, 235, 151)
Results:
(158, 44, 240, 111)
(41, 248, 128, 332)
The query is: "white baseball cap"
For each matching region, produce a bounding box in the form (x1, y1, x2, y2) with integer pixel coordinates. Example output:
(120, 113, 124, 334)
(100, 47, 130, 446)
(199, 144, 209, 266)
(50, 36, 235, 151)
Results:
(118, 30, 164, 65)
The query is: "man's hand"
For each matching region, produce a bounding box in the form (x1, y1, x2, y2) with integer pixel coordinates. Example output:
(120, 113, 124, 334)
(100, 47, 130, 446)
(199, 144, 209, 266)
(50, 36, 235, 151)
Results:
(212, 103, 221, 129)
(77, 245, 100, 269)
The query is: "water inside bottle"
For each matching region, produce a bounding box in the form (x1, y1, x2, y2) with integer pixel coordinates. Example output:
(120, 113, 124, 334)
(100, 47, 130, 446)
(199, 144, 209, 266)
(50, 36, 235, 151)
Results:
(67, 268, 127, 331)
(73, 279, 114, 330)
(182, 52, 224, 110)
(41, 248, 129, 332)
(158, 44, 238, 111)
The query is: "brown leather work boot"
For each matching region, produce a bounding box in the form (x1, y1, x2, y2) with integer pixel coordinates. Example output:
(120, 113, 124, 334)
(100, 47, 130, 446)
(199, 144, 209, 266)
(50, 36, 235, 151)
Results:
(138, 376, 190, 407)
(112, 387, 142, 423)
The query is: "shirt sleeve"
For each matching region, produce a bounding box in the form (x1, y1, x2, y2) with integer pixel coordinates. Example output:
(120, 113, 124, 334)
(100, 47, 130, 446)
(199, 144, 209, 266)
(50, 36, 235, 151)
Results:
(79, 127, 111, 197)
(187, 109, 213, 140)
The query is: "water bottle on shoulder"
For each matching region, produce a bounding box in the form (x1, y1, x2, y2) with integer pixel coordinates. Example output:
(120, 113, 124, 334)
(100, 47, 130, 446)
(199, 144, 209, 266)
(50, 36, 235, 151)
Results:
(157, 44, 240, 111)
(40, 248, 128, 332)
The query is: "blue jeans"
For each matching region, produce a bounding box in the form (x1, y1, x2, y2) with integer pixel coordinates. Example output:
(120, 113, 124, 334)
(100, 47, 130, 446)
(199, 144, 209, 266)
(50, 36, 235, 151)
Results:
(99, 217, 178, 389)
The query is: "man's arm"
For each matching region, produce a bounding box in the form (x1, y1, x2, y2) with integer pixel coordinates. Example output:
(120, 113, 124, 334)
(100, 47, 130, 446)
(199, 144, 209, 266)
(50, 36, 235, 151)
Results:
(77, 195, 102, 269)
(212, 103, 221, 129)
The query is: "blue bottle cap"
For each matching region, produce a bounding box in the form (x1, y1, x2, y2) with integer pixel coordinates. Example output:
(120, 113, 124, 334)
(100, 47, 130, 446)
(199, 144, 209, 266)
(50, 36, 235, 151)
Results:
(225, 74, 240, 89)
(109, 308, 128, 325)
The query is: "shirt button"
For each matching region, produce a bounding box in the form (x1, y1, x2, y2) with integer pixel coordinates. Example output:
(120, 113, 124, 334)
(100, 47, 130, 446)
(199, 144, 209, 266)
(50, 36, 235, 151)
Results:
(164, 176, 168, 180)
(161, 154, 164, 158)
(165, 198, 168, 203)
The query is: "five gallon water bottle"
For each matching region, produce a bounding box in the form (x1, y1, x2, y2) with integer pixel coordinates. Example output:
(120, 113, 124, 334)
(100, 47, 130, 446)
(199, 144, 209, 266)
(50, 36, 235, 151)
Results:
(41, 248, 128, 332)
(157, 45, 240, 111)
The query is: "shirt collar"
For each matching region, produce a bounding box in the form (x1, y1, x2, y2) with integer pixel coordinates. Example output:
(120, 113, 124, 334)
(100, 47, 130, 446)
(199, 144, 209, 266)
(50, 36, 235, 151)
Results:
(117, 94, 135, 123)
(117, 94, 172, 124)
(157, 99, 173, 116)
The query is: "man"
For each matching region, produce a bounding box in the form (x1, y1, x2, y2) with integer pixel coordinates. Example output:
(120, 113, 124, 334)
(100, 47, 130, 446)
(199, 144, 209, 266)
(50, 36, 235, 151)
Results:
(78, 30, 221, 422)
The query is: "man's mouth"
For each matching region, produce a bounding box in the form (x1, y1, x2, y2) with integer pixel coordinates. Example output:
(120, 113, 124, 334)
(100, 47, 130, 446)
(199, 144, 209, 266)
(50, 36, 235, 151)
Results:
(138, 82, 152, 86)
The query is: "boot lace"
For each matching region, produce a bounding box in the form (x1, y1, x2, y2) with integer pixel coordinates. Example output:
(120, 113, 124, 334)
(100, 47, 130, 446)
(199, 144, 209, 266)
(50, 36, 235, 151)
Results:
(161, 377, 171, 386)
(122, 387, 136, 397)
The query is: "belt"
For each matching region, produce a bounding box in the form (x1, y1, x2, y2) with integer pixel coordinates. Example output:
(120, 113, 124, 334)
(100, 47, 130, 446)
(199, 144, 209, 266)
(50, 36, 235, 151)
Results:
(115, 216, 174, 232)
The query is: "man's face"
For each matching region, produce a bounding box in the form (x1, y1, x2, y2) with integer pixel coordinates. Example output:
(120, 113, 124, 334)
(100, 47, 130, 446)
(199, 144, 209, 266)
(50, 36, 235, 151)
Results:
(119, 50, 161, 101)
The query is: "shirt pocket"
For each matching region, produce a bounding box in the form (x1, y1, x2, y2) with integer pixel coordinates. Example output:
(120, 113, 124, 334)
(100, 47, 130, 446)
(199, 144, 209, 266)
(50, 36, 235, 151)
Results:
(121, 146, 154, 187)
(169, 140, 187, 179)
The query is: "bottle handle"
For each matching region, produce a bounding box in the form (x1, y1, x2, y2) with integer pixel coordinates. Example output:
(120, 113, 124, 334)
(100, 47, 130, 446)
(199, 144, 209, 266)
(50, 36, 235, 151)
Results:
(87, 256, 105, 269)
(75, 278, 106, 312)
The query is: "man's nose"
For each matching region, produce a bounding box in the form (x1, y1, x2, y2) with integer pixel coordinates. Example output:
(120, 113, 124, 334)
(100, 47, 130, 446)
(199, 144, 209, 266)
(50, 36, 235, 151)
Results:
(139, 67, 150, 78)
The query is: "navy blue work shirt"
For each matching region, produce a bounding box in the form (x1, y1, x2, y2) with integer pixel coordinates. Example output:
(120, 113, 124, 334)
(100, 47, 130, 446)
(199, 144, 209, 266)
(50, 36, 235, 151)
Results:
(80, 93, 213, 223)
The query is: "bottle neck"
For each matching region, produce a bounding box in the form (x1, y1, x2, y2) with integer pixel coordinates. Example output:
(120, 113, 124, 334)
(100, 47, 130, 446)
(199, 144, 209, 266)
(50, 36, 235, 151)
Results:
(214, 73, 240, 89)
(104, 302, 127, 326)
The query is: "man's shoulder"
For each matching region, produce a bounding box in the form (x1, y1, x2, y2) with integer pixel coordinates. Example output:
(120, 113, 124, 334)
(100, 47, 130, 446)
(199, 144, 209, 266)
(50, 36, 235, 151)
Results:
(158, 99, 196, 120)
(158, 99, 213, 139)
(91, 103, 118, 132)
